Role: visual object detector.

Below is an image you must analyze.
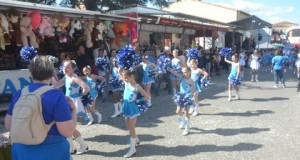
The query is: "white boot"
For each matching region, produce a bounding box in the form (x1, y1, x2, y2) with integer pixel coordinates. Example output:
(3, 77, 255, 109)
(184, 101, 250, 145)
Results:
(192, 107, 198, 117)
(94, 111, 102, 123)
(255, 75, 259, 82)
(111, 103, 121, 118)
(87, 113, 94, 126)
(182, 119, 190, 136)
(251, 75, 254, 82)
(67, 137, 76, 154)
(178, 116, 185, 129)
(188, 106, 194, 115)
(75, 136, 89, 155)
(234, 92, 240, 100)
(124, 137, 136, 158)
(228, 91, 232, 101)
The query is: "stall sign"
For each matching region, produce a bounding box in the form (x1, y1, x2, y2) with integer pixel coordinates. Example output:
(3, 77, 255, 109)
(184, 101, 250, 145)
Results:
(0, 70, 32, 95)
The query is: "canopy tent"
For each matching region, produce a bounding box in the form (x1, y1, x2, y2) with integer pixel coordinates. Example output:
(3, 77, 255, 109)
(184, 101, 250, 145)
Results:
(229, 15, 272, 30)
(256, 42, 274, 49)
(110, 5, 233, 30)
(0, 0, 136, 21)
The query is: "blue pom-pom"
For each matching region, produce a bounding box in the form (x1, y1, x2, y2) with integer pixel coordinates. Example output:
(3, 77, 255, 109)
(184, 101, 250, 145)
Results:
(200, 78, 210, 89)
(147, 67, 157, 78)
(231, 77, 242, 87)
(20, 46, 38, 63)
(135, 93, 151, 113)
(79, 88, 94, 107)
(96, 80, 106, 93)
(220, 48, 233, 57)
(173, 92, 194, 108)
(117, 45, 139, 71)
(96, 57, 108, 71)
(109, 78, 124, 90)
(157, 54, 171, 73)
(186, 48, 199, 59)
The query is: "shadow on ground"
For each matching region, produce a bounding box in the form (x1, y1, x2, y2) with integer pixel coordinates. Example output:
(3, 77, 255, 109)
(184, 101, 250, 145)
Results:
(84, 142, 263, 157)
(199, 110, 275, 117)
(191, 127, 270, 136)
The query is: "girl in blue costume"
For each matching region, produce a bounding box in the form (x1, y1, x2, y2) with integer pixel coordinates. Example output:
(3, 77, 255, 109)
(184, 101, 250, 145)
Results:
(225, 54, 240, 101)
(110, 57, 123, 118)
(188, 59, 208, 116)
(53, 60, 90, 155)
(82, 66, 106, 125)
(120, 69, 150, 158)
(170, 49, 182, 96)
(139, 55, 157, 104)
(170, 67, 195, 136)
(5, 56, 77, 160)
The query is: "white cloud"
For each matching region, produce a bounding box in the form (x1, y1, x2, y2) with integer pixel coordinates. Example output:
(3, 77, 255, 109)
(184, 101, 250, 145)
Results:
(216, 0, 296, 24)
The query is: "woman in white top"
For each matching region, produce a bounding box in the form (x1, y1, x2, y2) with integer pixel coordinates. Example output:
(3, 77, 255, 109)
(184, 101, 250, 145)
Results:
(239, 50, 247, 78)
(295, 53, 300, 79)
(249, 50, 261, 82)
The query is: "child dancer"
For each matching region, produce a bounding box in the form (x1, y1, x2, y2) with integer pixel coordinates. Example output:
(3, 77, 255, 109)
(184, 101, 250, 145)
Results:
(239, 50, 247, 77)
(82, 66, 106, 125)
(225, 54, 241, 101)
(188, 59, 208, 116)
(170, 49, 182, 96)
(140, 55, 157, 104)
(110, 57, 123, 118)
(249, 50, 261, 82)
(170, 67, 195, 136)
(120, 69, 150, 158)
(53, 60, 89, 155)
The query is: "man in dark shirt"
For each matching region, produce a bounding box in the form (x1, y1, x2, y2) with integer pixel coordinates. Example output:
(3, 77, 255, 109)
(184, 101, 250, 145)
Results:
(76, 45, 93, 75)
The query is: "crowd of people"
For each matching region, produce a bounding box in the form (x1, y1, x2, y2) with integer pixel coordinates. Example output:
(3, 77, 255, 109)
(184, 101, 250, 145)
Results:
(4, 43, 300, 160)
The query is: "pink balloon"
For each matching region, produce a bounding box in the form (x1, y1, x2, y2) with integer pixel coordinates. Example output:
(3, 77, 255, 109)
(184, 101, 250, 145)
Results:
(27, 10, 41, 30)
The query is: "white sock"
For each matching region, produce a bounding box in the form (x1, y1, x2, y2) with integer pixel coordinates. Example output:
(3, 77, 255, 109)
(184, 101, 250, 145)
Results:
(94, 110, 101, 117)
(297, 73, 299, 79)
(228, 91, 231, 99)
(251, 75, 254, 81)
(75, 136, 87, 147)
(87, 113, 93, 120)
(255, 75, 258, 81)
(173, 88, 177, 95)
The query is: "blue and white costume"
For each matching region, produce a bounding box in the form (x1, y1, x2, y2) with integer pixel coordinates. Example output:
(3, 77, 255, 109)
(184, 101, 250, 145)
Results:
(191, 68, 201, 93)
(142, 62, 155, 85)
(65, 75, 85, 114)
(228, 64, 239, 80)
(170, 58, 181, 80)
(121, 83, 141, 119)
(174, 78, 194, 108)
(84, 76, 98, 100)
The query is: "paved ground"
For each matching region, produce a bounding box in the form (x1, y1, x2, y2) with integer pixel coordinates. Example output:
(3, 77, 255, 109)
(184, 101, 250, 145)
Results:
(1, 68, 300, 160)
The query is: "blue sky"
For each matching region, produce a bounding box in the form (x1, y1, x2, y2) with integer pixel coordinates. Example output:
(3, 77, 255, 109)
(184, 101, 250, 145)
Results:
(203, 0, 300, 25)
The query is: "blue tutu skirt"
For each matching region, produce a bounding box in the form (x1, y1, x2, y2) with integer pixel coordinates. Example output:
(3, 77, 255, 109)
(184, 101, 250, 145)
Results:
(142, 76, 155, 85)
(194, 80, 201, 93)
(121, 100, 141, 119)
(12, 135, 69, 160)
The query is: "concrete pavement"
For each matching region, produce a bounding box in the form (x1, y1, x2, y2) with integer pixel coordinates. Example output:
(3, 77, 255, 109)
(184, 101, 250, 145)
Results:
(71, 69, 300, 160)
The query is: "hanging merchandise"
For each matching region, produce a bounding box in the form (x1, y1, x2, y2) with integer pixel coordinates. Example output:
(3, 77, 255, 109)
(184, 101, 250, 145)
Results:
(84, 20, 94, 48)
(105, 20, 116, 39)
(58, 16, 70, 43)
(126, 21, 138, 45)
(7, 8, 22, 46)
(39, 15, 55, 38)
(0, 13, 11, 47)
(27, 10, 41, 31)
(20, 16, 38, 48)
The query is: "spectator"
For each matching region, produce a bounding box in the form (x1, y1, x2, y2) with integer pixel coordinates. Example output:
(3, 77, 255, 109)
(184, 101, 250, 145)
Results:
(272, 50, 286, 88)
(76, 45, 93, 75)
(5, 56, 77, 160)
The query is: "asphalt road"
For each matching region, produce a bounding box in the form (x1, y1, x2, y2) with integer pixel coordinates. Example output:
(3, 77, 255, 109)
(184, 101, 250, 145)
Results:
(1, 68, 300, 160)
(71, 68, 300, 160)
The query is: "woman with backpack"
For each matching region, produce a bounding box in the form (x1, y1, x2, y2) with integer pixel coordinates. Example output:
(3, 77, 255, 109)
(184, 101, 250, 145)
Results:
(5, 56, 77, 160)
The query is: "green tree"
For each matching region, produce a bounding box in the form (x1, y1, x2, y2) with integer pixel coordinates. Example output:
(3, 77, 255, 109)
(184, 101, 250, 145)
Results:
(17, 0, 179, 12)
